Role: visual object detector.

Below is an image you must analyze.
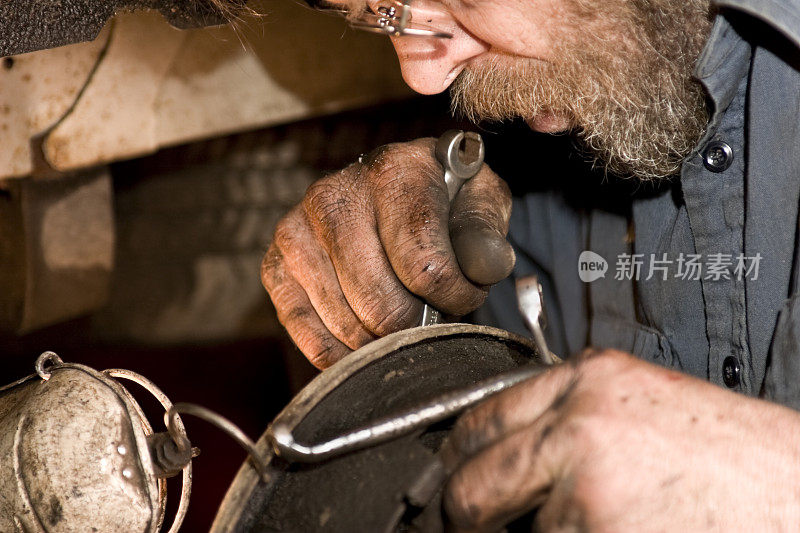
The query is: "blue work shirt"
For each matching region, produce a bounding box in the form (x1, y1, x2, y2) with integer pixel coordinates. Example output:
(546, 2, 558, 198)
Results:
(480, 0, 800, 407)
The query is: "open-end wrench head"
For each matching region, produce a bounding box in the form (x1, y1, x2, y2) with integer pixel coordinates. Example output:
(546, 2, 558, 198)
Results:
(435, 130, 485, 179)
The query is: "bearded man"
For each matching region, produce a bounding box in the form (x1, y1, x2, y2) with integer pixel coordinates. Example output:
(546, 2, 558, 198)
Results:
(261, 0, 800, 529)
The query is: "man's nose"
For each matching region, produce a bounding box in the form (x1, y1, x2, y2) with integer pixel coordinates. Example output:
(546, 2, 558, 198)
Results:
(390, 11, 489, 95)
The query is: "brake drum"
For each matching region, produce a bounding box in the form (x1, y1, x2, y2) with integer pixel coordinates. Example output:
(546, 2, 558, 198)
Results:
(212, 323, 546, 533)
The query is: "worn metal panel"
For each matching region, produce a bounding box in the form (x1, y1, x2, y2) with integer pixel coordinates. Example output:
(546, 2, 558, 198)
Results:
(0, 2, 411, 179)
(44, 12, 189, 170)
(0, 28, 110, 178)
(153, 3, 413, 144)
(0, 365, 160, 532)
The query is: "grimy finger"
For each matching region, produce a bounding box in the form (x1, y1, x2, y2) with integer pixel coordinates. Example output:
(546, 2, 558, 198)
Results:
(444, 411, 568, 532)
(274, 206, 376, 351)
(441, 362, 579, 473)
(449, 165, 515, 286)
(261, 244, 350, 369)
(303, 166, 423, 337)
(369, 139, 488, 316)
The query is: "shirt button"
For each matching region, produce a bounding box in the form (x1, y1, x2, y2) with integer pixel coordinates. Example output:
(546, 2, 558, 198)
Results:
(722, 356, 741, 388)
(702, 141, 734, 172)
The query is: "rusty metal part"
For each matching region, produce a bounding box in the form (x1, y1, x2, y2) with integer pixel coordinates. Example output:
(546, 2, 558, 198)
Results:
(148, 432, 195, 479)
(2, 5, 413, 181)
(0, 169, 114, 334)
(103, 367, 192, 533)
(212, 323, 549, 532)
(0, 0, 231, 56)
(165, 402, 270, 483)
(271, 362, 548, 463)
(34, 350, 63, 381)
(0, 353, 163, 532)
(420, 131, 485, 327)
(1, 351, 273, 531)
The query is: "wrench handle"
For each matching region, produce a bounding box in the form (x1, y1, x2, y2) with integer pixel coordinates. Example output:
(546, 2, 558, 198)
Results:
(419, 130, 485, 327)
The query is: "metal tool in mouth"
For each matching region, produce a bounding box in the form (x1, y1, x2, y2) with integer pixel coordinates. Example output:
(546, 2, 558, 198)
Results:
(420, 130, 486, 327)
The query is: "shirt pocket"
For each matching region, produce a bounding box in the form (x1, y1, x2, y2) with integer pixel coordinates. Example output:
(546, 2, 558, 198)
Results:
(589, 315, 678, 369)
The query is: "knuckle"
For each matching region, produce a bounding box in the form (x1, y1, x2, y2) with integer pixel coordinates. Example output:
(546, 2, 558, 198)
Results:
(577, 348, 632, 375)
(444, 477, 481, 529)
(339, 320, 373, 348)
(302, 336, 346, 369)
(449, 405, 502, 462)
(302, 174, 359, 235)
(273, 292, 311, 328)
(403, 250, 461, 297)
(260, 246, 283, 290)
(271, 212, 302, 251)
(325, 316, 366, 349)
(400, 250, 486, 315)
(359, 290, 419, 336)
(453, 168, 513, 228)
(273, 300, 348, 369)
(562, 415, 604, 459)
(293, 328, 342, 368)
(362, 141, 440, 190)
(493, 173, 513, 208)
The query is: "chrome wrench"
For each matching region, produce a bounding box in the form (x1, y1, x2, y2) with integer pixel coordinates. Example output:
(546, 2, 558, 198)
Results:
(420, 130, 486, 326)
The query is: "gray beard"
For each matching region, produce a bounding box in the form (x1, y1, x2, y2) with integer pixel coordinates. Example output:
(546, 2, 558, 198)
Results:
(450, 1, 713, 181)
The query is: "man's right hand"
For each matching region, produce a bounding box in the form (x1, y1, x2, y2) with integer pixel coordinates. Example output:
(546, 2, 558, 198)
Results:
(261, 138, 515, 369)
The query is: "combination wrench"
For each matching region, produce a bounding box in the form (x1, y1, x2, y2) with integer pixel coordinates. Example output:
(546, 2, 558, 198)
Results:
(420, 130, 486, 326)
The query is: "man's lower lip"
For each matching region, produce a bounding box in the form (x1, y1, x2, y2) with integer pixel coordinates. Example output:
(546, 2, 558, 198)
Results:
(526, 114, 571, 133)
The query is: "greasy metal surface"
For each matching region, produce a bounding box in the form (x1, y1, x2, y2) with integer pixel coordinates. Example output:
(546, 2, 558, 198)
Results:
(0, 0, 227, 56)
(0, 27, 110, 178)
(436, 130, 485, 200)
(166, 403, 270, 482)
(270, 363, 548, 463)
(0, 362, 161, 532)
(212, 324, 545, 532)
(105, 367, 194, 533)
(2, 3, 412, 179)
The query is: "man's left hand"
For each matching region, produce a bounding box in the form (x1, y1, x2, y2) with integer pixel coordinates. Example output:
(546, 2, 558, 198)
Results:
(442, 350, 800, 531)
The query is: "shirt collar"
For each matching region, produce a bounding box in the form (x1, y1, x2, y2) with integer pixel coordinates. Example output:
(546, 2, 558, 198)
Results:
(695, 0, 800, 122)
(714, 0, 800, 49)
(693, 15, 752, 135)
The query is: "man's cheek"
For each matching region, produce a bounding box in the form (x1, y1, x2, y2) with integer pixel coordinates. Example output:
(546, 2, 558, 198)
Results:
(452, 1, 559, 59)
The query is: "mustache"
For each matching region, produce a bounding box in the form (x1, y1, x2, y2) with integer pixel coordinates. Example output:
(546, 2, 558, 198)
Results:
(448, 34, 710, 181)
(450, 55, 566, 124)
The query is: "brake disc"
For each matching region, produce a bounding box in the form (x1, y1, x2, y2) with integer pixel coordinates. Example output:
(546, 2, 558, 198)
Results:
(212, 323, 546, 533)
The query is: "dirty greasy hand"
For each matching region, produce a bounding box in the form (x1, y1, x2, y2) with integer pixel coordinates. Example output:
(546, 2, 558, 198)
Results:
(442, 349, 800, 532)
(261, 138, 514, 369)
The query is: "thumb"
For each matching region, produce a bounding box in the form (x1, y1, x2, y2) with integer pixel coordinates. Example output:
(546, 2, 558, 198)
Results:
(449, 166, 515, 286)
